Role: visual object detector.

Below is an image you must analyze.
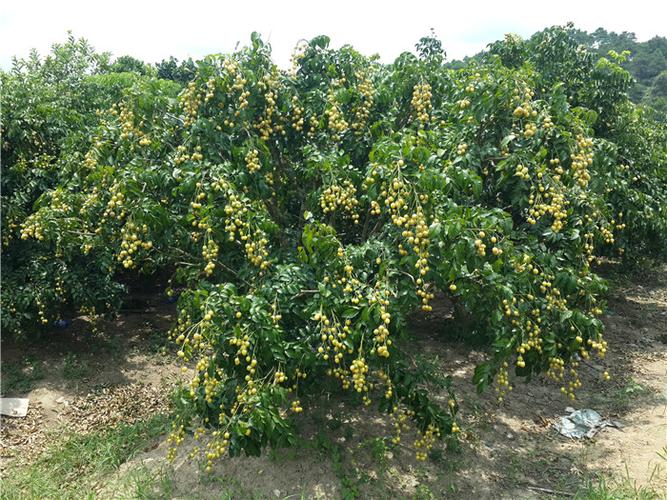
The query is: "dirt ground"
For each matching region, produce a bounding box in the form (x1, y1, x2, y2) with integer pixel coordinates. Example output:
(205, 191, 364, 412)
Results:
(1, 264, 666, 499)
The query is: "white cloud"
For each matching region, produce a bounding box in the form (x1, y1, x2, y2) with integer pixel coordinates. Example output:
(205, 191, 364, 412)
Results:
(1, 0, 664, 70)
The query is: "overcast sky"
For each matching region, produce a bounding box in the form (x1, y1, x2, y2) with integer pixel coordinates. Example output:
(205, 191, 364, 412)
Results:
(1, 0, 665, 70)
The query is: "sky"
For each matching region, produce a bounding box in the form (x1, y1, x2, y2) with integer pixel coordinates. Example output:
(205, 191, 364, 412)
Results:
(1, 0, 665, 70)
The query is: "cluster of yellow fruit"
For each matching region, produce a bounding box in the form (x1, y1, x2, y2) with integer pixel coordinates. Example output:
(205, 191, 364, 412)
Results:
(456, 142, 468, 156)
(511, 317, 543, 359)
(351, 71, 374, 135)
(202, 429, 232, 472)
(232, 78, 250, 112)
(404, 208, 433, 310)
(230, 335, 253, 367)
(245, 148, 261, 173)
(373, 306, 392, 358)
(473, 234, 487, 256)
(34, 298, 49, 325)
(562, 362, 583, 400)
(221, 193, 270, 269)
(514, 163, 530, 180)
(202, 238, 219, 276)
(599, 224, 619, 245)
(307, 115, 319, 139)
(3, 218, 19, 246)
(290, 96, 305, 132)
(457, 98, 471, 109)
(53, 275, 65, 299)
(189, 190, 207, 211)
(581, 231, 596, 260)
(102, 184, 126, 219)
(173, 145, 188, 166)
(29, 190, 72, 240)
(217, 334, 263, 411)
(116, 222, 152, 269)
(223, 193, 248, 242)
(255, 73, 283, 140)
(290, 400, 303, 413)
(172, 316, 192, 357)
(107, 102, 137, 142)
(414, 423, 441, 461)
(547, 191, 569, 231)
(545, 328, 608, 400)
(180, 81, 201, 127)
(523, 121, 538, 138)
(320, 180, 360, 223)
(376, 370, 394, 399)
(512, 102, 536, 119)
(80, 187, 101, 226)
(549, 158, 565, 178)
(239, 356, 260, 398)
(189, 357, 220, 404)
(512, 83, 536, 108)
(571, 134, 594, 187)
(20, 213, 45, 241)
(547, 356, 565, 381)
(204, 76, 216, 103)
(495, 362, 512, 402)
(315, 311, 351, 364)
(449, 401, 460, 434)
(389, 406, 413, 445)
(381, 169, 409, 227)
(392, 403, 451, 461)
(609, 216, 626, 244)
(274, 370, 287, 384)
(379, 168, 434, 310)
(83, 139, 102, 169)
(350, 357, 369, 393)
(532, 185, 568, 232)
(288, 41, 307, 75)
(587, 336, 608, 357)
(542, 113, 554, 130)
(224, 57, 242, 87)
(211, 176, 230, 193)
(190, 145, 204, 162)
(325, 90, 349, 137)
(167, 423, 186, 462)
(264, 171, 275, 189)
(411, 82, 432, 125)
(244, 236, 270, 269)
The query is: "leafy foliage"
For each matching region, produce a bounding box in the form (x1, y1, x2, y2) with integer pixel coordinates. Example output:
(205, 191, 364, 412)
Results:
(2, 27, 666, 465)
(460, 24, 667, 121)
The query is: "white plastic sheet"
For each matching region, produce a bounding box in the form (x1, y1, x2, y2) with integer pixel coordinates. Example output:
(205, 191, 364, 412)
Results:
(0, 398, 29, 417)
(553, 408, 622, 439)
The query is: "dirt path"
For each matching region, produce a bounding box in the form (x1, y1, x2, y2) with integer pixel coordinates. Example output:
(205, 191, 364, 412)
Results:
(2, 265, 666, 498)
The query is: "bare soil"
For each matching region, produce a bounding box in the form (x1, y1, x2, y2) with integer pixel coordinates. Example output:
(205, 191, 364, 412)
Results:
(2, 265, 666, 499)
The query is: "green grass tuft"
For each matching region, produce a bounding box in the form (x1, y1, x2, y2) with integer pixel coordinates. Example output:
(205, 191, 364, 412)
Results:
(1, 414, 169, 499)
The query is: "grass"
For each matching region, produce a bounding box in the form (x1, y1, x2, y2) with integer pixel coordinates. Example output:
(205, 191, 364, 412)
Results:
(1, 414, 170, 499)
(575, 476, 665, 499)
(62, 353, 91, 380)
(311, 431, 361, 499)
(610, 377, 657, 411)
(121, 465, 176, 499)
(0, 357, 45, 394)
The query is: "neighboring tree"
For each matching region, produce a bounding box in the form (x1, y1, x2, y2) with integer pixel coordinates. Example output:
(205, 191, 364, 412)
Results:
(1, 34, 179, 336)
(449, 26, 667, 120)
(109, 55, 150, 75)
(156, 56, 197, 84)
